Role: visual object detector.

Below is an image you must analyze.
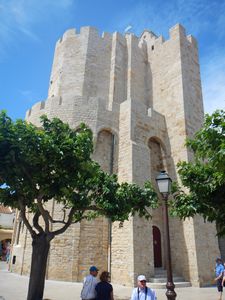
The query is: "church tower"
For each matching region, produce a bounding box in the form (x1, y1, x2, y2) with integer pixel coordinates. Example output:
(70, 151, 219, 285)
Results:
(11, 24, 220, 286)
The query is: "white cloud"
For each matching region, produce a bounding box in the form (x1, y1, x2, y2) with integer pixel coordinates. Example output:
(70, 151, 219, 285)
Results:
(0, 0, 74, 55)
(201, 50, 225, 114)
(20, 89, 34, 98)
(124, 25, 132, 33)
(19, 89, 44, 106)
(114, 0, 225, 39)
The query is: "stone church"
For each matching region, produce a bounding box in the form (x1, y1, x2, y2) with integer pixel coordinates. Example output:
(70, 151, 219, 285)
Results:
(11, 24, 221, 287)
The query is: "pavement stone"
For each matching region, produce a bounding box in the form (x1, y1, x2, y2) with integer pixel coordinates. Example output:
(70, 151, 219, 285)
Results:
(0, 262, 219, 300)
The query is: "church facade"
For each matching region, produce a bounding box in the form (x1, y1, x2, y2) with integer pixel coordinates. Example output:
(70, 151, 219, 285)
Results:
(11, 24, 220, 286)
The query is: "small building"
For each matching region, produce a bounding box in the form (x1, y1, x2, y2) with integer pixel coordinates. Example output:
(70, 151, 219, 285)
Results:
(0, 205, 15, 260)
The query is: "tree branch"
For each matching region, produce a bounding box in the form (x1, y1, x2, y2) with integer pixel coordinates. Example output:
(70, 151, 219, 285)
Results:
(46, 205, 104, 226)
(33, 211, 44, 234)
(52, 207, 78, 236)
(46, 208, 68, 225)
(81, 205, 107, 215)
(18, 199, 36, 238)
(36, 194, 50, 233)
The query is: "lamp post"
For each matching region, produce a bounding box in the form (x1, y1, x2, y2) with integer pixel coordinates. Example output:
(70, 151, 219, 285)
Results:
(156, 171, 177, 300)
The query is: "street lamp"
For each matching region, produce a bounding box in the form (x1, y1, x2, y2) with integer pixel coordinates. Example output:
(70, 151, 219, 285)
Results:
(156, 171, 177, 300)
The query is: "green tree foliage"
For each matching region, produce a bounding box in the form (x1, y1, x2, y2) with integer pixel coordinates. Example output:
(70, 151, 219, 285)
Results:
(0, 111, 158, 300)
(171, 110, 225, 235)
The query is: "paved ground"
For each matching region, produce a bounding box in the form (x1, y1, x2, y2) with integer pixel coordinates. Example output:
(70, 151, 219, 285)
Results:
(0, 262, 219, 300)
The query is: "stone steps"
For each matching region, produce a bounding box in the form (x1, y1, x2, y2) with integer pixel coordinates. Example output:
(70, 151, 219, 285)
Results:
(149, 276, 185, 283)
(148, 268, 191, 289)
(147, 281, 191, 289)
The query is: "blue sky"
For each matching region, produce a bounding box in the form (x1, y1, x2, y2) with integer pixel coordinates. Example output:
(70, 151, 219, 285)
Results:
(0, 0, 224, 120)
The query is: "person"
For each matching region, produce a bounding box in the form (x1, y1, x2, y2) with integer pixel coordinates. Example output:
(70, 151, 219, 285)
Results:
(2, 241, 6, 261)
(130, 275, 157, 300)
(214, 258, 224, 300)
(6, 243, 11, 263)
(222, 263, 225, 287)
(95, 271, 114, 300)
(0, 242, 2, 260)
(81, 266, 99, 300)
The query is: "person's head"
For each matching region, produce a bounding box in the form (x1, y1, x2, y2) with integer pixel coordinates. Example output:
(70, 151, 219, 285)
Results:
(100, 271, 111, 282)
(137, 275, 147, 289)
(216, 258, 223, 265)
(89, 266, 99, 277)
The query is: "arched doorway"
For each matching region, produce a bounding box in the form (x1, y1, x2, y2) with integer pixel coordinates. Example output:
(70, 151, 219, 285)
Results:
(0, 238, 11, 262)
(152, 226, 162, 267)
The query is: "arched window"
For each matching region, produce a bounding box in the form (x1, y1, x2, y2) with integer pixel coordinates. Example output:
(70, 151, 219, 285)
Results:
(94, 130, 117, 174)
(148, 137, 165, 183)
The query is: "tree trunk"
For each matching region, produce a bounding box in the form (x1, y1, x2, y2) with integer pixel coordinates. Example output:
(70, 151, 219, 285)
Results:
(27, 233, 51, 300)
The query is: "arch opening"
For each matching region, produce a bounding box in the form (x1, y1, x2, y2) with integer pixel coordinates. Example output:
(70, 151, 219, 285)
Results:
(152, 225, 162, 268)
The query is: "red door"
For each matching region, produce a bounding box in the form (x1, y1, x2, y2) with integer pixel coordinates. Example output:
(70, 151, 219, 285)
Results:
(152, 226, 162, 267)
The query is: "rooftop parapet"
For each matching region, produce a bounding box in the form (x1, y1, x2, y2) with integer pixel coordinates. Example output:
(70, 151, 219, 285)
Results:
(139, 29, 165, 50)
(139, 23, 197, 52)
(140, 29, 158, 40)
(125, 32, 139, 44)
(112, 31, 127, 45)
(169, 23, 198, 47)
(102, 31, 112, 41)
(80, 26, 99, 38)
(169, 23, 186, 39)
(56, 26, 115, 47)
(63, 28, 76, 39)
(56, 23, 194, 50)
(187, 34, 198, 48)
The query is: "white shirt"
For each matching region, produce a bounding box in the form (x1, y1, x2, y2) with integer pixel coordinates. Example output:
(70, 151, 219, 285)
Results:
(80, 274, 98, 299)
(131, 287, 157, 300)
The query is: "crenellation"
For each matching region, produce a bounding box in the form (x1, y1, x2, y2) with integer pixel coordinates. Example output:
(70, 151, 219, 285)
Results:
(26, 109, 32, 118)
(125, 32, 139, 44)
(26, 100, 45, 117)
(80, 26, 99, 38)
(187, 34, 198, 48)
(101, 31, 111, 41)
(108, 31, 128, 109)
(40, 100, 45, 110)
(140, 30, 158, 50)
(113, 31, 127, 44)
(62, 28, 76, 40)
(126, 34, 147, 104)
(169, 23, 186, 40)
(154, 35, 165, 47)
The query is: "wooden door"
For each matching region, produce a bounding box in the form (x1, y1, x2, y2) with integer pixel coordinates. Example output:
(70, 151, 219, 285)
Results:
(152, 226, 162, 267)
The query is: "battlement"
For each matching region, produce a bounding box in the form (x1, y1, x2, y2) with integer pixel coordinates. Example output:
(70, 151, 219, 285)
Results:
(169, 23, 186, 38)
(55, 23, 195, 49)
(53, 24, 197, 68)
(139, 23, 197, 51)
(35, 22, 202, 122)
(56, 26, 113, 47)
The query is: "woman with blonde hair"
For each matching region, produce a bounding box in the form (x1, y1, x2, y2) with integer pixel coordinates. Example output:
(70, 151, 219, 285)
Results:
(95, 271, 114, 300)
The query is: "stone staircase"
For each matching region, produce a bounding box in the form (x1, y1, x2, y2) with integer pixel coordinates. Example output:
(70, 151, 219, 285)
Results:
(148, 267, 191, 289)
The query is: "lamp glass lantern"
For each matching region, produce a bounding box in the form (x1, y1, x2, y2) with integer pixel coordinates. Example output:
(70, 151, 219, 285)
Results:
(156, 171, 172, 195)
